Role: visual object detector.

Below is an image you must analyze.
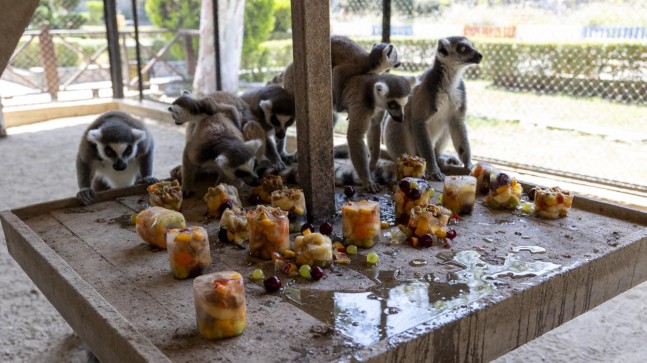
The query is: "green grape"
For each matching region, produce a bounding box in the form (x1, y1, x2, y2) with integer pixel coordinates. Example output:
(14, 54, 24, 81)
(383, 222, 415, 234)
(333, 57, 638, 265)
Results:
(520, 201, 535, 214)
(438, 194, 443, 204)
(251, 269, 265, 281)
(346, 245, 358, 255)
(366, 252, 379, 265)
(299, 264, 312, 279)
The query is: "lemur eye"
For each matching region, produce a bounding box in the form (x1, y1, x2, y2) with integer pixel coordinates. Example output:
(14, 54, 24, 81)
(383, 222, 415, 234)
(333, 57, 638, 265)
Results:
(286, 118, 295, 126)
(104, 146, 116, 157)
(387, 101, 399, 109)
(270, 115, 280, 126)
(124, 145, 133, 156)
(460, 46, 466, 53)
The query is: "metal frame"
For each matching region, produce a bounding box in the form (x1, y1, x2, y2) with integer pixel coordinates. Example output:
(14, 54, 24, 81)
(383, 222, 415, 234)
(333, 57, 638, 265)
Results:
(104, 0, 124, 98)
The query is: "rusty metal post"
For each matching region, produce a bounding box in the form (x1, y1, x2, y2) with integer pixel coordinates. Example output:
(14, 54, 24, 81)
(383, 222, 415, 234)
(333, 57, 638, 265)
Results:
(38, 25, 59, 100)
(290, 0, 335, 221)
(183, 33, 196, 78)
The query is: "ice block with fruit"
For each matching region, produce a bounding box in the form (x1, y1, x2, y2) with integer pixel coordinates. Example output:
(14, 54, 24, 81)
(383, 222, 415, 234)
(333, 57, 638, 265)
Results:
(294, 230, 333, 268)
(252, 174, 284, 203)
(193, 271, 246, 339)
(166, 226, 211, 279)
(220, 207, 250, 245)
(341, 200, 381, 248)
(247, 205, 290, 259)
(407, 204, 453, 239)
(469, 162, 499, 195)
(135, 206, 186, 248)
(533, 186, 574, 219)
(394, 177, 434, 224)
(442, 175, 477, 215)
(203, 183, 242, 218)
(485, 172, 522, 210)
(147, 179, 183, 211)
(396, 153, 426, 180)
(271, 188, 307, 233)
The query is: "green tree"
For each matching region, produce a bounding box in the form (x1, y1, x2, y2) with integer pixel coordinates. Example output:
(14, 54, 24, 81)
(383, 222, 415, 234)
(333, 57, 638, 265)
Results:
(273, 0, 291, 33)
(243, 0, 276, 56)
(144, 0, 201, 29)
(30, 0, 87, 29)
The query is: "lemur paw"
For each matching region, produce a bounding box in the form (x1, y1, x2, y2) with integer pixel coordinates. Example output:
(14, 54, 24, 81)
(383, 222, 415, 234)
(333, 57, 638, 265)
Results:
(137, 176, 159, 186)
(426, 169, 445, 181)
(169, 165, 182, 181)
(274, 160, 287, 171)
(364, 182, 382, 193)
(280, 152, 298, 165)
(76, 188, 95, 206)
(438, 154, 461, 168)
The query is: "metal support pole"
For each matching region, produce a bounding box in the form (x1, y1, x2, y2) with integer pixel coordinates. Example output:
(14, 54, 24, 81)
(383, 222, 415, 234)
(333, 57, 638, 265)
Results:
(212, 0, 222, 91)
(104, 0, 124, 98)
(291, 0, 335, 221)
(382, 0, 391, 43)
(131, 0, 144, 100)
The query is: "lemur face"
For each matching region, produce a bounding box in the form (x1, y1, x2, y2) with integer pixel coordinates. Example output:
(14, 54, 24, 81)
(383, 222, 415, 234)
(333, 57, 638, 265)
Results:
(269, 113, 294, 139)
(87, 128, 145, 171)
(386, 98, 408, 123)
(215, 140, 262, 187)
(374, 79, 410, 123)
(437, 37, 483, 65)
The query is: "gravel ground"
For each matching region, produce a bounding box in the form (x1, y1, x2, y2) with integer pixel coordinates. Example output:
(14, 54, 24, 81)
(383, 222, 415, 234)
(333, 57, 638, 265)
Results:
(1, 114, 646, 362)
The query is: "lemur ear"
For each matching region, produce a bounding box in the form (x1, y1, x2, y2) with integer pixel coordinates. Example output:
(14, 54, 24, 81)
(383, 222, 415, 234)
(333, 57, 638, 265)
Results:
(259, 100, 273, 115)
(374, 82, 389, 98)
(384, 44, 394, 57)
(181, 90, 191, 96)
(87, 129, 102, 144)
(245, 139, 263, 153)
(132, 129, 146, 143)
(437, 38, 450, 56)
(215, 155, 229, 167)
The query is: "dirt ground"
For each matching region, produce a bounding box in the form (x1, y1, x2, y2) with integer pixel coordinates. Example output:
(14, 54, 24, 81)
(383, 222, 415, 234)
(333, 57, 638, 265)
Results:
(1, 114, 647, 362)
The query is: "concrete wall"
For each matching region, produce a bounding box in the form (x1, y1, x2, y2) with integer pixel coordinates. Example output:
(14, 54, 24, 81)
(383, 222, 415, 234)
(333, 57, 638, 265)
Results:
(0, 0, 39, 76)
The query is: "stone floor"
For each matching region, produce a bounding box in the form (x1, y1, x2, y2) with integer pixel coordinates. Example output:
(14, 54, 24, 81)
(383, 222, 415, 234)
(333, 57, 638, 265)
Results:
(1, 114, 646, 362)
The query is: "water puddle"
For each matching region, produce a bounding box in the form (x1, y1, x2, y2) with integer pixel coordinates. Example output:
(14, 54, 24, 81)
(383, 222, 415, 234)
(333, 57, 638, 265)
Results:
(511, 246, 546, 254)
(285, 250, 560, 346)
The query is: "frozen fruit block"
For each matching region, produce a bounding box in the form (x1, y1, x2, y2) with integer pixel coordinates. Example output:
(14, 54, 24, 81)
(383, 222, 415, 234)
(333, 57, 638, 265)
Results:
(252, 174, 284, 203)
(408, 204, 452, 238)
(470, 162, 499, 195)
(534, 186, 574, 219)
(294, 232, 333, 268)
(166, 226, 211, 279)
(247, 205, 290, 259)
(147, 179, 183, 211)
(485, 172, 522, 210)
(396, 153, 426, 180)
(271, 188, 307, 233)
(220, 207, 250, 245)
(341, 200, 381, 248)
(442, 175, 477, 215)
(204, 183, 241, 218)
(394, 177, 434, 224)
(135, 206, 186, 248)
(193, 271, 246, 339)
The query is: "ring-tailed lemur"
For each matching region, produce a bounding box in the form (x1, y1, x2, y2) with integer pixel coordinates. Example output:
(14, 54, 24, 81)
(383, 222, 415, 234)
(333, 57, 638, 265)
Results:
(76, 111, 158, 205)
(384, 36, 483, 181)
(339, 72, 412, 193)
(240, 84, 296, 170)
(169, 92, 262, 196)
(282, 35, 401, 113)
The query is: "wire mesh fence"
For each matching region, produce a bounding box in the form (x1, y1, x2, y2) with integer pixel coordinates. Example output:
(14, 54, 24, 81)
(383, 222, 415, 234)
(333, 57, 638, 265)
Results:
(330, 0, 647, 191)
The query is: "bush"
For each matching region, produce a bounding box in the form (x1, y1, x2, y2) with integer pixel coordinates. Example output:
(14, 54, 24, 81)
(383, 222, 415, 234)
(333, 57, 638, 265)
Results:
(273, 0, 291, 33)
(30, 0, 86, 29)
(248, 36, 647, 103)
(11, 40, 80, 68)
(87, 1, 104, 25)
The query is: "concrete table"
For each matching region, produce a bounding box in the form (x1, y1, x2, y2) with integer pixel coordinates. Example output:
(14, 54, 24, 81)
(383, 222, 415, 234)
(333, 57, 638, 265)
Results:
(2, 182, 647, 362)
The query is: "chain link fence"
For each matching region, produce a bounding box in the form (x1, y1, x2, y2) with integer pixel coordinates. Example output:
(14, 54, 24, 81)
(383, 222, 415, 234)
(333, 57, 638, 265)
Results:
(0, 0, 200, 106)
(331, 0, 647, 192)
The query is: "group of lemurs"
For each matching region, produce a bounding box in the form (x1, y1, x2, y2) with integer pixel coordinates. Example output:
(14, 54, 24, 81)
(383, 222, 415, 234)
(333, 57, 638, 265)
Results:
(75, 35, 483, 205)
